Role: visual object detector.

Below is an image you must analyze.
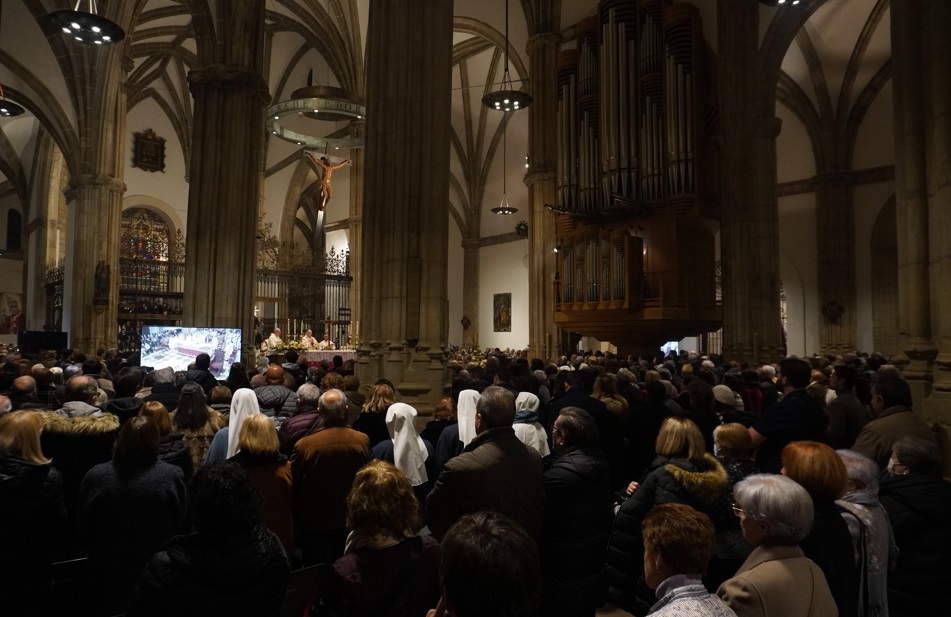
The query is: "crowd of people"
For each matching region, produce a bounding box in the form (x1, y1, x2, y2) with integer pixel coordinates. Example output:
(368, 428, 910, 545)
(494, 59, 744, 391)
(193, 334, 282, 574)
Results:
(0, 344, 949, 617)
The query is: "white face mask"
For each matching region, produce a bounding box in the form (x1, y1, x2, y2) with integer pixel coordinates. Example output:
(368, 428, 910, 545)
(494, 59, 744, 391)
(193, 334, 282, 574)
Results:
(887, 456, 907, 476)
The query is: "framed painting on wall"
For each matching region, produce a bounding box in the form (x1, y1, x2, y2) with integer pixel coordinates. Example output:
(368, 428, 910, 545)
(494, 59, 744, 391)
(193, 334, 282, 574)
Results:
(493, 293, 511, 332)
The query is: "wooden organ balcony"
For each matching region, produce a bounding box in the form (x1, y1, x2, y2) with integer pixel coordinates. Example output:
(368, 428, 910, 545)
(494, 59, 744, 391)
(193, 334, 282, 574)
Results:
(552, 0, 721, 354)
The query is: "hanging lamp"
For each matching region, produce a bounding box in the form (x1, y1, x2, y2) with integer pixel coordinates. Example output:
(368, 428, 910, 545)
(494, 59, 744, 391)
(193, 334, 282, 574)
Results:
(46, 0, 126, 46)
(492, 120, 518, 215)
(0, 83, 24, 118)
(482, 0, 532, 111)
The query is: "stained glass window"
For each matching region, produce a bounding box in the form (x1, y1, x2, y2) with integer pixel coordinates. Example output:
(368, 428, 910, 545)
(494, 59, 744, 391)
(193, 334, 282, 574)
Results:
(121, 208, 169, 261)
(120, 208, 171, 293)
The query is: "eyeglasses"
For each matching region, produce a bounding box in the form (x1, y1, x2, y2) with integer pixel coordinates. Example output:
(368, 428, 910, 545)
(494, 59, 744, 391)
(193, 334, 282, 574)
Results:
(731, 504, 744, 517)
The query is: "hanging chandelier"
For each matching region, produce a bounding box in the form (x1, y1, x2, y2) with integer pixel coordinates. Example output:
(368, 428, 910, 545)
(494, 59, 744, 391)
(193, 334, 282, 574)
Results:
(482, 0, 532, 112)
(492, 118, 518, 215)
(265, 76, 365, 150)
(0, 84, 24, 118)
(45, 1, 126, 45)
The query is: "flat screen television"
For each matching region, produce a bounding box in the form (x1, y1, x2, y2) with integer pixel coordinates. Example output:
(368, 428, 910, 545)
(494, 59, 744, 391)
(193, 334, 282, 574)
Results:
(140, 326, 243, 379)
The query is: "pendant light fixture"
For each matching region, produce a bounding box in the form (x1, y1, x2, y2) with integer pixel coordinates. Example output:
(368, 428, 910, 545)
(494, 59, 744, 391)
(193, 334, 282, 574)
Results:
(492, 120, 518, 215)
(0, 83, 25, 118)
(46, 0, 126, 46)
(482, 0, 532, 112)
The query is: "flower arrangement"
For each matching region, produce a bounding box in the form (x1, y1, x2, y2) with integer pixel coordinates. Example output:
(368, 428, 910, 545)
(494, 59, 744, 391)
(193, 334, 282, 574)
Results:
(273, 340, 304, 352)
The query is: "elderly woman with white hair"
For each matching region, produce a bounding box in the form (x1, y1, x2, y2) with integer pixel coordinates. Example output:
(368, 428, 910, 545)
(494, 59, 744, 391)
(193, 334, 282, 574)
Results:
(836, 449, 896, 617)
(513, 392, 550, 457)
(370, 402, 436, 503)
(717, 474, 838, 617)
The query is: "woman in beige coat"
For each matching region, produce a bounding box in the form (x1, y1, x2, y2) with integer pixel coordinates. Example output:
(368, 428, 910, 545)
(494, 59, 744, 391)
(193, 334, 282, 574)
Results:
(717, 474, 839, 617)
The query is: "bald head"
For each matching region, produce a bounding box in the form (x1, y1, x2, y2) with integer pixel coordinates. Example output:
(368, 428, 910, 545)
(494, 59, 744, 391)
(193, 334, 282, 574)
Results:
(11, 376, 37, 398)
(66, 375, 99, 403)
(265, 364, 285, 384)
(318, 388, 348, 421)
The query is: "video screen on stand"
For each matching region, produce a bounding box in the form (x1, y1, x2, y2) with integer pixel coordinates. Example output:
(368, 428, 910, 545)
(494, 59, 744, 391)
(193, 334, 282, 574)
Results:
(140, 326, 243, 379)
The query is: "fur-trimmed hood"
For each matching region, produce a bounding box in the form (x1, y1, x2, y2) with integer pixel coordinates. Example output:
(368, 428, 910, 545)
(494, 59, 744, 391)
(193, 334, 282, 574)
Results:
(42, 410, 120, 436)
(664, 453, 729, 507)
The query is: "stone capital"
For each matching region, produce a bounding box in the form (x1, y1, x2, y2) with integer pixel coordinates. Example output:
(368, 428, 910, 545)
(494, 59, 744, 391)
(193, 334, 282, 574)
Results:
(188, 65, 269, 101)
(526, 32, 561, 55)
(64, 174, 127, 201)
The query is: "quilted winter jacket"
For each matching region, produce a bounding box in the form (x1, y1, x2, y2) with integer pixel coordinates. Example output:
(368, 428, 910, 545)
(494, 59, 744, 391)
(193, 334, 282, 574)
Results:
(605, 453, 729, 613)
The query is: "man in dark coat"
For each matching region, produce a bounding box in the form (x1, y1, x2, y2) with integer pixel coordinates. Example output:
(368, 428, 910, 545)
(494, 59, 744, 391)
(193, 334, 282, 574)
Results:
(82, 359, 115, 401)
(281, 350, 306, 390)
(103, 366, 145, 424)
(33, 366, 65, 410)
(9, 376, 47, 411)
(426, 386, 544, 542)
(278, 383, 322, 455)
(144, 367, 181, 413)
(540, 407, 613, 617)
(291, 389, 370, 566)
(851, 377, 938, 470)
(825, 364, 873, 449)
(546, 370, 623, 486)
(182, 353, 219, 395)
(749, 358, 827, 474)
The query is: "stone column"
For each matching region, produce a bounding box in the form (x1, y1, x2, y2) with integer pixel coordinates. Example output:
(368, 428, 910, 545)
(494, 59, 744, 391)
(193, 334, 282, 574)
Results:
(814, 173, 857, 355)
(347, 123, 365, 348)
(526, 31, 561, 361)
(718, 0, 784, 365)
(890, 1, 935, 404)
(183, 2, 268, 359)
(23, 132, 56, 330)
(357, 0, 452, 412)
(62, 174, 126, 353)
(921, 0, 951, 427)
(60, 12, 135, 355)
(461, 239, 480, 349)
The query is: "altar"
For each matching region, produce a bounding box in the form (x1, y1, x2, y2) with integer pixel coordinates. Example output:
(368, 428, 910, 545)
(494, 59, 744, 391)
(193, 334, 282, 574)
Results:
(301, 350, 357, 365)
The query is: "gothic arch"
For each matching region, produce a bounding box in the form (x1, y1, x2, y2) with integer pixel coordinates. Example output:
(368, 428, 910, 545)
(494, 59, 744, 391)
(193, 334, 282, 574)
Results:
(122, 195, 183, 238)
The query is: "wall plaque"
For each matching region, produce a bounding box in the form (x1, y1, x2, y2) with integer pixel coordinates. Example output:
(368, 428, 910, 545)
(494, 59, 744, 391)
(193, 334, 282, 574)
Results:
(132, 128, 166, 173)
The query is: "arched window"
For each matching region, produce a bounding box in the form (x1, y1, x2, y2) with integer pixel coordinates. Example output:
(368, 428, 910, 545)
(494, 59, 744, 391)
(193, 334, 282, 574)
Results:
(120, 208, 172, 292)
(6, 209, 22, 250)
(121, 207, 170, 261)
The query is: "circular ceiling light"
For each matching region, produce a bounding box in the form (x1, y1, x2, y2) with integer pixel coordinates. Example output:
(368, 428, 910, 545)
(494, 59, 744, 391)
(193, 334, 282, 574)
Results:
(483, 83, 532, 112)
(45, 9, 126, 45)
(265, 88, 366, 150)
(0, 101, 25, 117)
